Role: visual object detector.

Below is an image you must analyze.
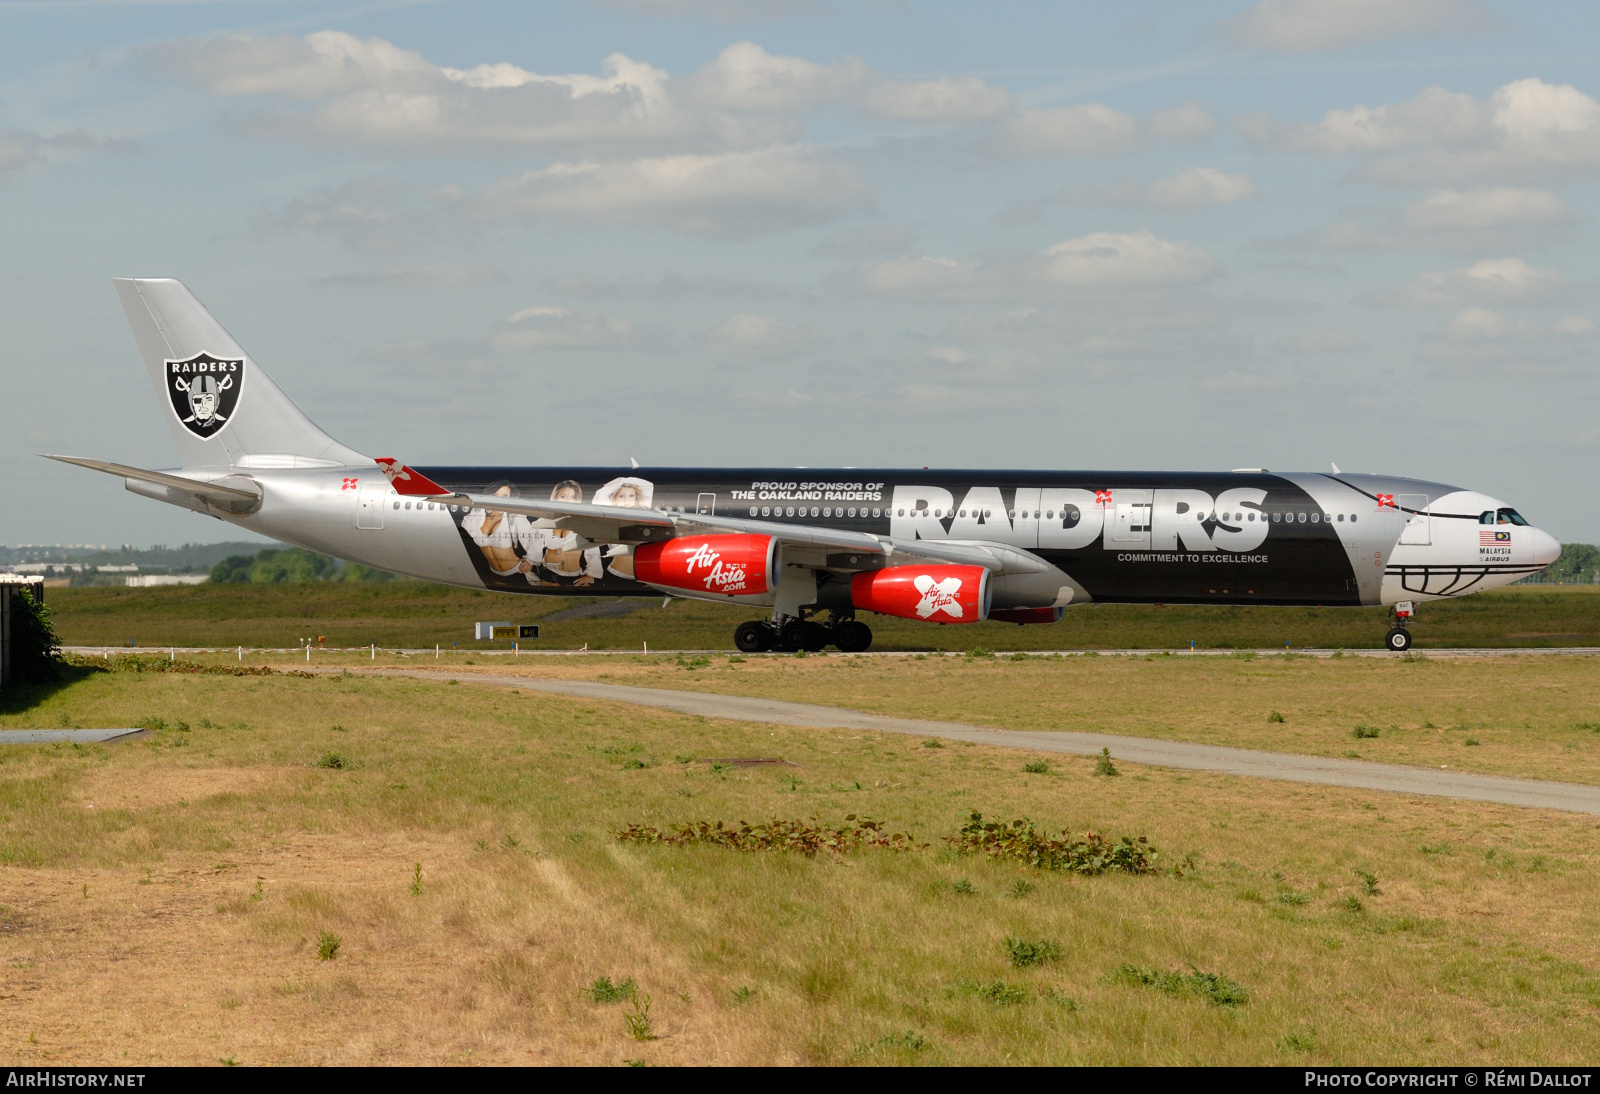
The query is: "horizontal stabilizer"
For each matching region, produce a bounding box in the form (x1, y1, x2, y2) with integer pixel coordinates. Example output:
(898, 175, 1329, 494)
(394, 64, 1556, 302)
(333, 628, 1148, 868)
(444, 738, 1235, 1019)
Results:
(44, 454, 262, 513)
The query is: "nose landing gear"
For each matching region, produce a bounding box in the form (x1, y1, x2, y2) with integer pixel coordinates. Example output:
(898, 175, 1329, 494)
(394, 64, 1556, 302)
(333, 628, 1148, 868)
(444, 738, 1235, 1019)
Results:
(731, 612, 873, 653)
(1385, 601, 1415, 652)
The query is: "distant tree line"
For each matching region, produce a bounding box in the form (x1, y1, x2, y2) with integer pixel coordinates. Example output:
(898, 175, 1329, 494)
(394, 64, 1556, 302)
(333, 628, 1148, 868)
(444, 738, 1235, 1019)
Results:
(210, 547, 398, 585)
(1521, 543, 1600, 584)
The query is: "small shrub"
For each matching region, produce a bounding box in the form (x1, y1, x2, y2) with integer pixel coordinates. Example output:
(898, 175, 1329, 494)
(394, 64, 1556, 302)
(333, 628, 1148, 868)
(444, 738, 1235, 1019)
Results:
(316, 931, 341, 961)
(616, 815, 920, 855)
(624, 989, 656, 1042)
(1113, 965, 1248, 1007)
(1004, 937, 1062, 968)
(1419, 842, 1451, 855)
(620, 757, 657, 770)
(1352, 868, 1381, 895)
(1038, 987, 1078, 1009)
(1022, 760, 1052, 775)
(1282, 1031, 1316, 1053)
(586, 976, 637, 1004)
(1464, 737, 1481, 746)
(1338, 895, 1364, 913)
(312, 751, 349, 770)
(1267, 711, 1286, 723)
(923, 739, 945, 749)
(409, 862, 422, 896)
(956, 978, 1028, 1005)
(1277, 891, 1312, 906)
(1009, 879, 1036, 898)
(951, 878, 978, 895)
(945, 811, 1158, 875)
(731, 985, 757, 1006)
(1351, 724, 1381, 739)
(1093, 748, 1120, 777)
(856, 1031, 928, 1057)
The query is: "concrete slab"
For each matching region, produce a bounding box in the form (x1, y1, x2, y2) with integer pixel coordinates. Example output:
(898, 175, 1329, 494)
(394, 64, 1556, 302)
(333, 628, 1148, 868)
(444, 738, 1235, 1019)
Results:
(0, 729, 143, 745)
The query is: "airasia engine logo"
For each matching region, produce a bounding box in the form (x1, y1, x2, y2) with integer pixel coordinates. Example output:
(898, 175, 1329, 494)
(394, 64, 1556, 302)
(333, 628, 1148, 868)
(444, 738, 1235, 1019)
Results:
(635, 534, 775, 597)
(851, 565, 989, 624)
(913, 574, 966, 619)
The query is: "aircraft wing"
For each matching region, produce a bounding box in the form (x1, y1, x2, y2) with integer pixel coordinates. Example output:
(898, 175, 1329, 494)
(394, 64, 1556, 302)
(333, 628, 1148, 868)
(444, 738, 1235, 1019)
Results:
(442, 491, 1048, 576)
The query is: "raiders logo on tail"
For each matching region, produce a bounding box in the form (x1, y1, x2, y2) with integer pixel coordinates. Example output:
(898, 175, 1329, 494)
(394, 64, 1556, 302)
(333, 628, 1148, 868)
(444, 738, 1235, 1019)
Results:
(166, 352, 244, 438)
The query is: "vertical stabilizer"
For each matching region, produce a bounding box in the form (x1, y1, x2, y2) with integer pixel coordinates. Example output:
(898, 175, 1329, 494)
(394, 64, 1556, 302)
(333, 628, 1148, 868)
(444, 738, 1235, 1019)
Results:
(113, 278, 367, 470)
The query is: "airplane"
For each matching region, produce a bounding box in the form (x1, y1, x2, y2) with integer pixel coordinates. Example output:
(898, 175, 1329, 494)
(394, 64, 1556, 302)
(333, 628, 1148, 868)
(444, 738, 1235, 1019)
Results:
(48, 278, 1562, 655)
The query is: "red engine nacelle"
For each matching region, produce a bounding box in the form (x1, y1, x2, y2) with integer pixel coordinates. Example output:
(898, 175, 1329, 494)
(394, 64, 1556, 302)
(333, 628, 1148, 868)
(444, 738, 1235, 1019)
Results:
(634, 534, 776, 597)
(851, 565, 990, 623)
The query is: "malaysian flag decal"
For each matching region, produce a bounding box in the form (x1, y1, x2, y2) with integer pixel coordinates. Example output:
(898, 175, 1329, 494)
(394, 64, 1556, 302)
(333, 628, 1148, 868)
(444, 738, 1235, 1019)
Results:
(1480, 530, 1512, 545)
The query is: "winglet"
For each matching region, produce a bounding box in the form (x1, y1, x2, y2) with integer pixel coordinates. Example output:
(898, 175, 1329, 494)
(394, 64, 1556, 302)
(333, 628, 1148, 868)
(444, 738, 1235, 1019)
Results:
(374, 458, 448, 496)
(1331, 462, 1341, 474)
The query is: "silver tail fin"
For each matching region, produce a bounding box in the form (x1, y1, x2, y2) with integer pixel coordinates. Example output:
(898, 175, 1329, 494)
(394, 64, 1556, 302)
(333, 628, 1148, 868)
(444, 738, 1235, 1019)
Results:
(113, 278, 367, 470)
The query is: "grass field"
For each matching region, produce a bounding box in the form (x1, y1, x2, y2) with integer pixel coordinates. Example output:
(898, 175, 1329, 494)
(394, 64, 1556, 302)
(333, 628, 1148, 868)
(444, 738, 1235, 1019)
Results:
(42, 582, 1600, 652)
(4, 662, 1600, 1065)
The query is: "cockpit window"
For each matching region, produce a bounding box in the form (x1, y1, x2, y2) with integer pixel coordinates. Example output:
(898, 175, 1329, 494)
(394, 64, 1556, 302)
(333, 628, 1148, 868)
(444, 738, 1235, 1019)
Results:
(1497, 507, 1529, 526)
(1479, 511, 1496, 525)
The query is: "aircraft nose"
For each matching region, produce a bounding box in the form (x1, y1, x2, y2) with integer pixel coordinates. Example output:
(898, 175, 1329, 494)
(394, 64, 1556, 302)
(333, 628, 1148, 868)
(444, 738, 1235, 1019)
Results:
(1532, 527, 1562, 567)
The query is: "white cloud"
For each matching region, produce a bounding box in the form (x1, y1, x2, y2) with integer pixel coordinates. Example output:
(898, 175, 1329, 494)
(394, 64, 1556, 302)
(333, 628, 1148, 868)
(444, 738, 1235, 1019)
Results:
(1222, 0, 1497, 53)
(1143, 167, 1259, 208)
(1362, 258, 1584, 308)
(1270, 330, 1365, 354)
(1041, 230, 1215, 289)
(848, 230, 1214, 301)
(492, 305, 666, 351)
(544, 272, 782, 300)
(149, 32, 1010, 154)
(1418, 306, 1598, 371)
(1242, 78, 1600, 183)
(460, 146, 869, 238)
(256, 179, 433, 253)
(0, 127, 133, 179)
(686, 41, 1011, 122)
(1277, 188, 1573, 254)
(1400, 187, 1569, 231)
(700, 313, 828, 358)
(328, 261, 507, 287)
(582, 0, 826, 21)
(998, 167, 1256, 222)
(990, 103, 1142, 155)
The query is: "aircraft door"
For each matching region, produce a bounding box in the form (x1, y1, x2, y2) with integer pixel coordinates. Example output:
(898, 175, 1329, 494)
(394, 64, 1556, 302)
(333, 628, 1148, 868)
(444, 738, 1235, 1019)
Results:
(1105, 489, 1153, 548)
(697, 493, 716, 516)
(1398, 494, 1430, 545)
(356, 482, 387, 530)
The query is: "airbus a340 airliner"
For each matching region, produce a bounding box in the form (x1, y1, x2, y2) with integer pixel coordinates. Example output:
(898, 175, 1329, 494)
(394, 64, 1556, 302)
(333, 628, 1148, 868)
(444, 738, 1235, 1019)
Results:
(49, 279, 1561, 653)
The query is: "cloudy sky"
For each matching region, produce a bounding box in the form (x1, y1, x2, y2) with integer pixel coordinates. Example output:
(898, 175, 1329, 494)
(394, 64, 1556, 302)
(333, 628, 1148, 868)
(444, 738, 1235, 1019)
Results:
(4, 0, 1599, 547)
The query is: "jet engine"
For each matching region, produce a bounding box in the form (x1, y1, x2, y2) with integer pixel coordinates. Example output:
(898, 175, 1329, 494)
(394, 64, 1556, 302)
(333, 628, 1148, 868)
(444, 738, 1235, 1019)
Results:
(850, 565, 990, 623)
(634, 534, 777, 597)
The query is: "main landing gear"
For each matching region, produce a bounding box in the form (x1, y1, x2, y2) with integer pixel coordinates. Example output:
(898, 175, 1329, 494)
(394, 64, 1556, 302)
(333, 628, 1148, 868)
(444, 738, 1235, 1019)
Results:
(1385, 600, 1415, 652)
(733, 613, 873, 654)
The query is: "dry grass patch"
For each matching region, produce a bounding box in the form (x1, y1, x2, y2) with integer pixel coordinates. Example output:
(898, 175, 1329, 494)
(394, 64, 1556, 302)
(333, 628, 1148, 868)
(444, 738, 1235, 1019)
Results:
(2, 669, 1600, 1064)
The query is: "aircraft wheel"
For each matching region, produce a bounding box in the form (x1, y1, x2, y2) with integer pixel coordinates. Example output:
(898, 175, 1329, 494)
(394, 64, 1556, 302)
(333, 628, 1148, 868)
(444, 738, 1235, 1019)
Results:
(801, 622, 829, 652)
(778, 621, 810, 652)
(833, 621, 873, 652)
(734, 621, 771, 653)
(1385, 627, 1413, 652)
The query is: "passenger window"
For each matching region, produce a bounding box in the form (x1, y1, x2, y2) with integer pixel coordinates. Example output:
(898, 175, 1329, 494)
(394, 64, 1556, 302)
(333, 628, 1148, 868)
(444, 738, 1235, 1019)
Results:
(1272, 511, 1280, 522)
(1337, 513, 1344, 522)
(959, 509, 966, 518)
(748, 507, 757, 516)
(1351, 514, 1357, 523)
(1298, 512, 1306, 522)
(393, 501, 400, 510)
(1311, 513, 1319, 522)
